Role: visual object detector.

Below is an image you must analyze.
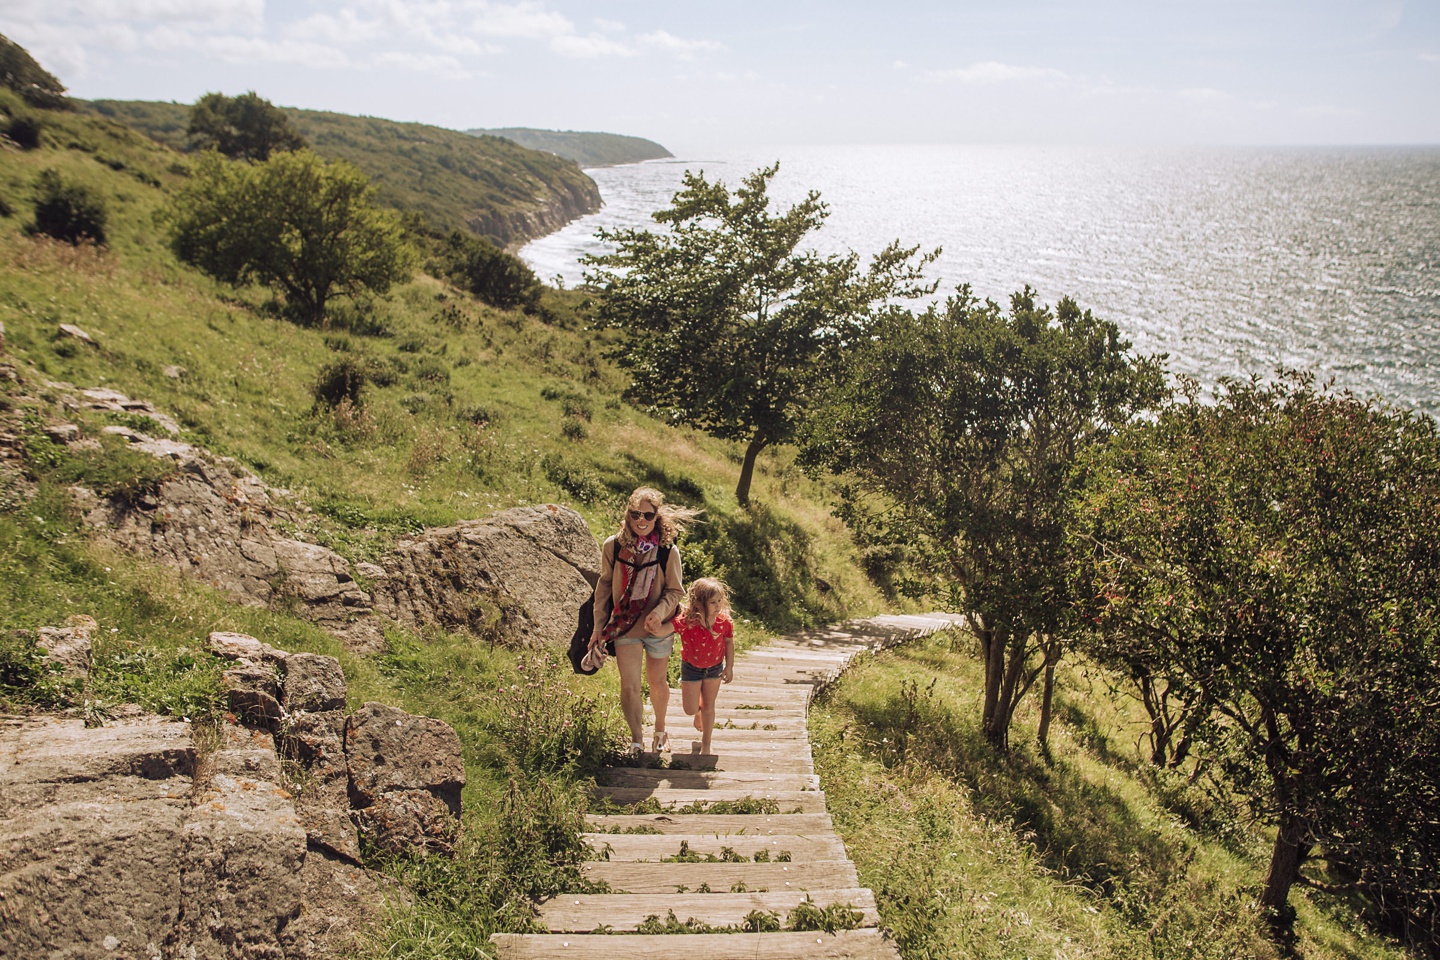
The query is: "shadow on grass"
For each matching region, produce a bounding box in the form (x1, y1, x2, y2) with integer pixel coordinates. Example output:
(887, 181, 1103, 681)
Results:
(845, 662, 1185, 903)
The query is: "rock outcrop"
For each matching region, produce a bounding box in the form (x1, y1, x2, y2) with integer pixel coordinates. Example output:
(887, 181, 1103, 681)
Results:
(0, 629, 464, 959)
(368, 503, 600, 645)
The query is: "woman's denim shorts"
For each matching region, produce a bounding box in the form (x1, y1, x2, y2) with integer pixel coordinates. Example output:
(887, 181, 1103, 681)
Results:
(614, 632, 674, 659)
(681, 660, 725, 682)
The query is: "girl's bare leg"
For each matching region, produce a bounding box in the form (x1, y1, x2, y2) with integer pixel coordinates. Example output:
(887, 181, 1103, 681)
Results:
(698, 677, 723, 753)
(646, 653, 671, 744)
(615, 643, 646, 746)
(681, 680, 702, 731)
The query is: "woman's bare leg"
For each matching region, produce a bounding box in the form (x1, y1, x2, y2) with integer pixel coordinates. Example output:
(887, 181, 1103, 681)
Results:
(646, 653, 671, 744)
(615, 643, 646, 746)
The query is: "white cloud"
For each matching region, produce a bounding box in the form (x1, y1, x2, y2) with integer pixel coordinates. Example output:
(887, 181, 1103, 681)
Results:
(470, 2, 574, 40)
(1421, 52, 1440, 63)
(549, 32, 633, 58)
(637, 30, 722, 59)
(927, 60, 1068, 85)
(593, 18, 625, 33)
(374, 50, 471, 78)
(3, 0, 262, 28)
(1179, 87, 1231, 104)
(144, 27, 351, 68)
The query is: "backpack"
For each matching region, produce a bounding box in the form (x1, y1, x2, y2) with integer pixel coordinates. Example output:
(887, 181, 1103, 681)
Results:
(567, 541, 673, 675)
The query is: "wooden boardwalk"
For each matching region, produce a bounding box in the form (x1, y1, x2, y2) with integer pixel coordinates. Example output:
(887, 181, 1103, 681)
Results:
(492, 612, 964, 960)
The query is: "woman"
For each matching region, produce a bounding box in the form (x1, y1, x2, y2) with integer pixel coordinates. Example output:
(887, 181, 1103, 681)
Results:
(588, 487, 695, 755)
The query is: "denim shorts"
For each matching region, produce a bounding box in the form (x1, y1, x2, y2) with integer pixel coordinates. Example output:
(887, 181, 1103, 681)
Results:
(681, 660, 724, 682)
(614, 632, 674, 659)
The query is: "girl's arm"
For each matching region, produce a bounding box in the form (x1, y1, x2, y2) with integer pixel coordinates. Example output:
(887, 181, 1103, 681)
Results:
(722, 633, 735, 684)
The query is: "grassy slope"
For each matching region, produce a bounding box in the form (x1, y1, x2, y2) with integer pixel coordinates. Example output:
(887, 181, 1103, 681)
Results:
(0, 100, 1414, 958)
(469, 127, 673, 166)
(80, 99, 601, 244)
(811, 630, 1415, 960)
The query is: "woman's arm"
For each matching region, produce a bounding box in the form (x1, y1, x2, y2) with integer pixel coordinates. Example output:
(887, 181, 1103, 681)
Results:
(656, 546, 685, 623)
(590, 538, 614, 645)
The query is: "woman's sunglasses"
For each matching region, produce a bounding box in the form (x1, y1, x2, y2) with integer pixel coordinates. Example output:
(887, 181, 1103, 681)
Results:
(628, 509, 657, 521)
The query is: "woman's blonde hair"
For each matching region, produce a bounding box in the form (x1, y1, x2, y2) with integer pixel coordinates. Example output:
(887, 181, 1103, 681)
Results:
(681, 577, 731, 627)
(616, 486, 702, 547)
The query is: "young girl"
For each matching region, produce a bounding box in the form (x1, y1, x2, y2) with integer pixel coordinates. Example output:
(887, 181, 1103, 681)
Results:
(674, 577, 735, 755)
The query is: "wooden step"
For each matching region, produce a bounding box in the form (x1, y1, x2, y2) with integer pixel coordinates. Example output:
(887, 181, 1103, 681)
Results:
(580, 859, 859, 893)
(491, 928, 901, 959)
(593, 787, 827, 813)
(586, 813, 835, 836)
(583, 832, 847, 862)
(537, 888, 879, 932)
(598, 768, 820, 792)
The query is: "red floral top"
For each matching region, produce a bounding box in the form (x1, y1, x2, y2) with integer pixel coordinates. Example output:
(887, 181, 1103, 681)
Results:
(676, 612, 734, 669)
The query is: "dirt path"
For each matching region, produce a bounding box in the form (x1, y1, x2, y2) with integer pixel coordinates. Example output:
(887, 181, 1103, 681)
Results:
(491, 612, 963, 959)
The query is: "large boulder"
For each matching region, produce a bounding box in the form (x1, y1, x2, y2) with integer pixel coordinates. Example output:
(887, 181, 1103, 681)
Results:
(345, 702, 465, 855)
(369, 503, 600, 646)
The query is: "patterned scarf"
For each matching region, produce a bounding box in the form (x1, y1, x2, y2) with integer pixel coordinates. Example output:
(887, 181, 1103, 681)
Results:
(600, 533, 662, 642)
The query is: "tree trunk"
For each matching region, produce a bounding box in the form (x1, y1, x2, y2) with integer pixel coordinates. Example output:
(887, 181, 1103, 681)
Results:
(1259, 811, 1310, 924)
(979, 623, 1004, 745)
(735, 434, 768, 506)
(1036, 654, 1058, 749)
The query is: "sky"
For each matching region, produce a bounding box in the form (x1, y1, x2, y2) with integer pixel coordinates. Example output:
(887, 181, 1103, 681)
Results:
(4, 1, 1438, 152)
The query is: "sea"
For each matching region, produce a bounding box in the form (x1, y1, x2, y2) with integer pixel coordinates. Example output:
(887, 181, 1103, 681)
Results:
(519, 145, 1440, 418)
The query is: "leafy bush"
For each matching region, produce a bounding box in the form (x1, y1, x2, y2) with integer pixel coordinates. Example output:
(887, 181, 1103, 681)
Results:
(29, 168, 107, 245)
(312, 357, 368, 409)
(0, 34, 69, 109)
(187, 91, 306, 161)
(541, 453, 607, 504)
(485, 651, 622, 775)
(4, 109, 41, 149)
(0, 630, 75, 709)
(432, 230, 541, 310)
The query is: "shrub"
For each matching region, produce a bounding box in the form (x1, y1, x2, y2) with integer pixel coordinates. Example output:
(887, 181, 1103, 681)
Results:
(313, 357, 368, 409)
(29, 168, 107, 245)
(4, 110, 41, 149)
(433, 230, 541, 310)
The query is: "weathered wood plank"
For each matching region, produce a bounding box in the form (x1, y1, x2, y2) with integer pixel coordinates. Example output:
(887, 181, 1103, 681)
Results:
(583, 832, 847, 862)
(592, 787, 827, 813)
(579, 859, 859, 893)
(537, 888, 879, 932)
(598, 768, 820, 792)
(490, 929, 901, 960)
(586, 813, 835, 835)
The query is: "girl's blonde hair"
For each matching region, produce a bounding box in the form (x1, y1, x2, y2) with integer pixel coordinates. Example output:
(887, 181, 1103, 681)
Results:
(616, 486, 703, 547)
(681, 577, 731, 627)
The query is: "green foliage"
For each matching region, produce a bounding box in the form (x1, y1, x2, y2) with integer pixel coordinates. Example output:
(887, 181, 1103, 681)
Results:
(585, 162, 936, 504)
(28, 168, 107, 245)
(431, 230, 541, 310)
(787, 895, 863, 933)
(169, 149, 416, 325)
(1071, 373, 1440, 935)
(802, 286, 1167, 749)
(0, 33, 68, 110)
(312, 356, 369, 409)
(0, 629, 75, 709)
(86, 99, 602, 245)
(483, 651, 624, 775)
(5, 107, 42, 149)
(470, 127, 671, 166)
(186, 91, 306, 162)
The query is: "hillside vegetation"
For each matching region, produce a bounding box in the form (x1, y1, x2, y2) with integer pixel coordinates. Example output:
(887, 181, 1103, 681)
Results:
(81, 99, 601, 244)
(0, 77, 1425, 960)
(470, 126, 673, 167)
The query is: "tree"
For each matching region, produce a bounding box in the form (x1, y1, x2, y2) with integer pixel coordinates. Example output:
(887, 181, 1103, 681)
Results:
(187, 91, 306, 162)
(801, 287, 1166, 749)
(433, 229, 541, 310)
(0, 33, 68, 109)
(1070, 373, 1440, 933)
(584, 163, 935, 505)
(169, 150, 415, 326)
(29, 168, 107, 245)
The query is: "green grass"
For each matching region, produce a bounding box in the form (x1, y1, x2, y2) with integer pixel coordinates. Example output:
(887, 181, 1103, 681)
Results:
(810, 629, 1418, 959)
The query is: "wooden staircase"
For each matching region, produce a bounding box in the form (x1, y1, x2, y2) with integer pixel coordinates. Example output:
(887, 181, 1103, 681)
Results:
(491, 612, 964, 959)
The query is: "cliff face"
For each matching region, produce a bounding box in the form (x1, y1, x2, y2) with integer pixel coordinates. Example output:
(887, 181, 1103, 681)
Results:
(467, 173, 602, 248)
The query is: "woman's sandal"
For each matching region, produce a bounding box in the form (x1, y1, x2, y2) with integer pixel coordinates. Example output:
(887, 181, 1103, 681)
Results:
(653, 730, 670, 753)
(627, 741, 644, 758)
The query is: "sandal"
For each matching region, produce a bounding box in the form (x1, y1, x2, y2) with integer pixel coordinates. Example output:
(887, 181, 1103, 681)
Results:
(653, 730, 670, 753)
(626, 741, 644, 759)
